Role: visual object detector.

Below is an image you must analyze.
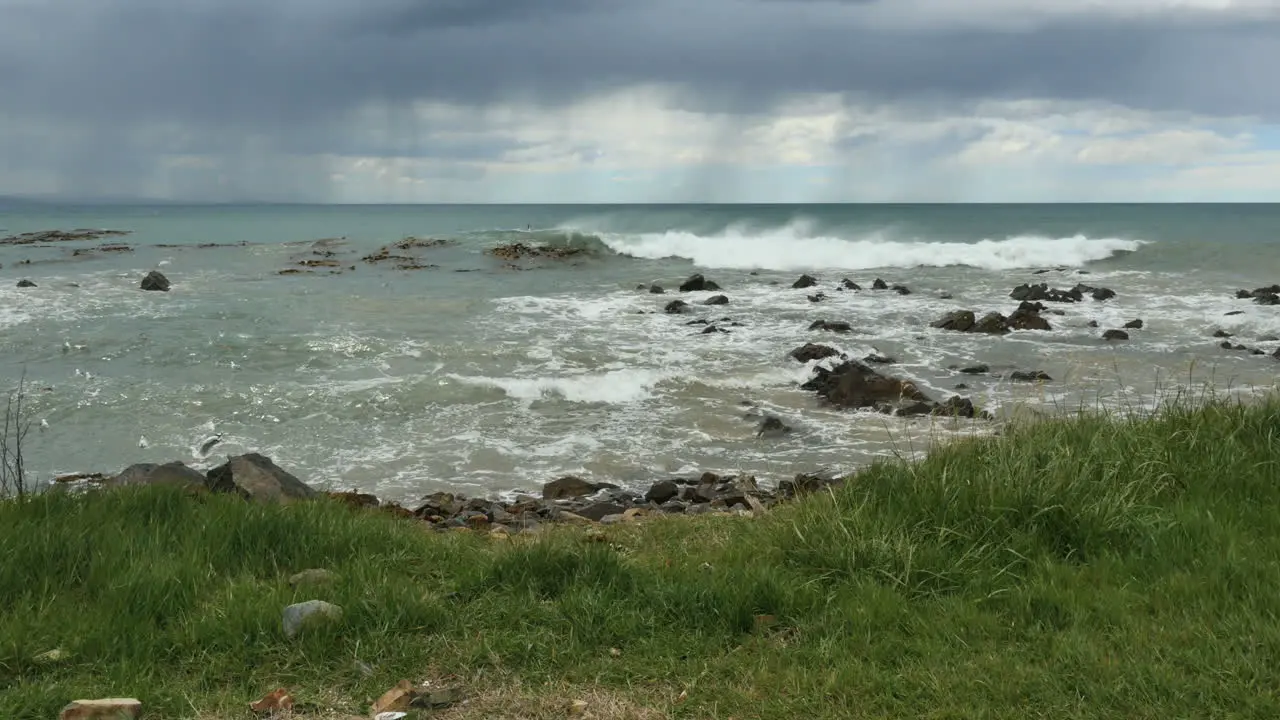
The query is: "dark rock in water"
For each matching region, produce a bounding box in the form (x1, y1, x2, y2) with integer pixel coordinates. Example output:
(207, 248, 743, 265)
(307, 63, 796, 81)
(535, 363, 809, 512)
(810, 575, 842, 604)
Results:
(685, 318, 709, 325)
(973, 312, 1011, 335)
(1102, 329, 1129, 341)
(808, 320, 853, 333)
(872, 278, 888, 290)
(938, 291, 953, 300)
(664, 299, 689, 314)
(1087, 320, 1099, 328)
(140, 270, 171, 292)
(703, 294, 730, 305)
(206, 453, 319, 503)
(679, 274, 721, 292)
(1123, 319, 1144, 329)
(1256, 293, 1280, 306)
(1220, 341, 1247, 351)
(933, 395, 988, 419)
(649, 285, 665, 294)
(16, 279, 36, 288)
(863, 354, 896, 365)
(112, 461, 208, 490)
(1033, 269, 1052, 275)
(954, 383, 969, 390)
(807, 293, 826, 303)
(789, 343, 841, 363)
(756, 415, 793, 438)
(1213, 329, 1233, 338)
(701, 325, 729, 334)
(645, 480, 680, 504)
(1010, 282, 1080, 303)
(1009, 371, 1052, 382)
(1017, 301, 1047, 313)
(932, 310, 976, 332)
(792, 274, 818, 289)
(1273, 348, 1280, 360)
(801, 360, 955, 417)
(542, 475, 616, 500)
(1235, 289, 1252, 299)
(892, 284, 912, 295)
(960, 364, 990, 375)
(1225, 311, 1245, 316)
(840, 278, 861, 290)
(1073, 283, 1116, 301)
(1250, 348, 1266, 355)
(1258, 334, 1279, 342)
(1008, 304, 1053, 331)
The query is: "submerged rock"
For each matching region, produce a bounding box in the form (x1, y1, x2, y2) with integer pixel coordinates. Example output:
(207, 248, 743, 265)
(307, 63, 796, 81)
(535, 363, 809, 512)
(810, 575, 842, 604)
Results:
(664, 299, 689, 314)
(679, 274, 721, 292)
(140, 271, 170, 291)
(808, 319, 853, 333)
(789, 343, 841, 363)
(16, 279, 36, 288)
(756, 415, 793, 438)
(1102, 329, 1130, 341)
(1123, 319, 1145, 329)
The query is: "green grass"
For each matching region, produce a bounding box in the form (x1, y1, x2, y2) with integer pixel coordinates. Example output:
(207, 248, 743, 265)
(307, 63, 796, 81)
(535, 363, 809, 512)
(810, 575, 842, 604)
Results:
(3, 398, 1280, 719)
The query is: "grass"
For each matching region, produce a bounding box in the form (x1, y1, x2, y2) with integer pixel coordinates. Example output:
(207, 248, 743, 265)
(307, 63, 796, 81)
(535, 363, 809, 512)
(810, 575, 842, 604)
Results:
(2, 398, 1280, 719)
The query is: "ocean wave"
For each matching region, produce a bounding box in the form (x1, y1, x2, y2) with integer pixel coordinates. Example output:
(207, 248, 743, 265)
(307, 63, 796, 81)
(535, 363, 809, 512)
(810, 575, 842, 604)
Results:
(447, 368, 668, 404)
(584, 221, 1147, 271)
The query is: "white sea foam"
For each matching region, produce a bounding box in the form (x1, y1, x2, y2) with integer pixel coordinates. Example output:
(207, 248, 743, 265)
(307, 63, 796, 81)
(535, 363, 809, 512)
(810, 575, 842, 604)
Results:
(448, 368, 671, 403)
(594, 221, 1146, 271)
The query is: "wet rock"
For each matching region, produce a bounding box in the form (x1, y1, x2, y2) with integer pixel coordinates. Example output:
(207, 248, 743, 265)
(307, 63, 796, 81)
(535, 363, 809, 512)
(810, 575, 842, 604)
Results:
(206, 453, 319, 503)
(863, 354, 895, 364)
(1009, 371, 1052, 382)
(792, 274, 818, 289)
(282, 600, 343, 639)
(808, 320, 853, 333)
(664, 300, 689, 314)
(645, 480, 680, 504)
(892, 284, 912, 295)
(649, 285, 665, 294)
(807, 292, 826, 302)
(1010, 282, 1080, 303)
(959, 364, 990, 375)
(703, 294, 730, 305)
(779, 472, 844, 498)
(1102, 329, 1130, 341)
(16, 279, 36, 288)
(414, 492, 464, 518)
(871, 278, 889, 290)
(1008, 304, 1053, 331)
(1087, 320, 1099, 328)
(486, 243, 584, 261)
(679, 274, 721, 292)
(686, 318, 709, 325)
(111, 461, 208, 491)
(1123, 319, 1144, 329)
(932, 310, 976, 332)
(1212, 329, 1233, 338)
(577, 502, 628, 522)
(789, 343, 841, 363)
(1220, 341, 1247, 351)
(542, 476, 615, 500)
(756, 415, 792, 438)
(701, 325, 729, 334)
(59, 698, 142, 720)
(1259, 334, 1279, 342)
(140, 270, 170, 292)
(1256, 293, 1280, 306)
(1073, 283, 1116, 301)
(973, 312, 1011, 335)
(2, 228, 132, 246)
(933, 395, 987, 419)
(327, 490, 381, 509)
(840, 278, 861, 290)
(800, 360, 932, 414)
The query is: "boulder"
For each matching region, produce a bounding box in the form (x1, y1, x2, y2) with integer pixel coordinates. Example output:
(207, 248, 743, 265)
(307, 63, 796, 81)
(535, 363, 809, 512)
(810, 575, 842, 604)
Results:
(1212, 329, 1233, 338)
(205, 453, 319, 503)
(871, 278, 888, 290)
(140, 271, 170, 292)
(779, 472, 844, 498)
(808, 320, 853, 333)
(542, 475, 614, 500)
(644, 480, 680, 504)
(577, 502, 628, 522)
(648, 285, 665, 294)
(1009, 371, 1052, 382)
(1073, 283, 1116, 301)
(1102, 329, 1130, 341)
(973, 312, 1011, 335)
(959, 364, 990, 375)
(792, 274, 818, 289)
(800, 360, 930, 413)
(703, 294, 730, 305)
(679, 274, 720, 292)
(807, 293, 826, 303)
(863, 354, 895, 364)
(664, 299, 689, 314)
(840, 278, 861, 290)
(110, 461, 208, 491)
(1008, 305, 1053, 331)
(59, 699, 142, 720)
(892, 284, 912, 295)
(282, 600, 343, 639)
(931, 310, 976, 332)
(16, 279, 36, 288)
(756, 415, 792, 438)
(789, 343, 841, 363)
(1010, 283, 1079, 303)
(1123, 319, 1144, 329)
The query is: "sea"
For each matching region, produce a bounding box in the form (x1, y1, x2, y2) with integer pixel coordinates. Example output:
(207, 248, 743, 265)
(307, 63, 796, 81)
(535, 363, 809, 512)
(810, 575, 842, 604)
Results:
(2, 202, 1278, 503)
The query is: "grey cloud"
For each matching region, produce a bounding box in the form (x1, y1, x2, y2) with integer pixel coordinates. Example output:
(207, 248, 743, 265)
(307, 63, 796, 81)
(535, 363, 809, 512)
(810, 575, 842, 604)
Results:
(2, 0, 1278, 199)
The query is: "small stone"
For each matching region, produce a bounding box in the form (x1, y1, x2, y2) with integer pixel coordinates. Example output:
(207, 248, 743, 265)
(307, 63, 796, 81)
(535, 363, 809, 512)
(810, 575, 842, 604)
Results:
(1123, 319, 1144, 329)
(282, 600, 343, 639)
(59, 699, 142, 720)
(288, 568, 337, 588)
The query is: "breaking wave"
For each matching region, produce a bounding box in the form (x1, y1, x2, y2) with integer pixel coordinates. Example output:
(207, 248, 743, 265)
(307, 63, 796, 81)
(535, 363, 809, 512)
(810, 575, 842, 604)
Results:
(585, 221, 1147, 271)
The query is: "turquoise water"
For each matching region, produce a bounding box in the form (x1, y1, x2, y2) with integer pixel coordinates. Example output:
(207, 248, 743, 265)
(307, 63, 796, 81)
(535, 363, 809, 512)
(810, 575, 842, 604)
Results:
(2, 203, 1278, 502)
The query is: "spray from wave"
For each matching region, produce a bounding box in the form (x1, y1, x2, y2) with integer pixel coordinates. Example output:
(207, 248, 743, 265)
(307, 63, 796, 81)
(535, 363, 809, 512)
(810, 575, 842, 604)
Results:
(580, 220, 1147, 271)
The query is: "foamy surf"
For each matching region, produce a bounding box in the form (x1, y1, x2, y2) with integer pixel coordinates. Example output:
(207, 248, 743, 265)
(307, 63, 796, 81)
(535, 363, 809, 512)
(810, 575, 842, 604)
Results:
(593, 222, 1146, 271)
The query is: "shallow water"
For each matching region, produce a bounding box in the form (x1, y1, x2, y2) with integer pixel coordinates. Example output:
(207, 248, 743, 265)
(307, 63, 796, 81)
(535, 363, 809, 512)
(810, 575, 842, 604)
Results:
(2, 202, 1278, 503)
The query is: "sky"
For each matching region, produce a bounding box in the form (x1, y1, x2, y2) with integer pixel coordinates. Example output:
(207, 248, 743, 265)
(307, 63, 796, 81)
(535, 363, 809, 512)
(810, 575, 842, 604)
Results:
(2, 0, 1280, 203)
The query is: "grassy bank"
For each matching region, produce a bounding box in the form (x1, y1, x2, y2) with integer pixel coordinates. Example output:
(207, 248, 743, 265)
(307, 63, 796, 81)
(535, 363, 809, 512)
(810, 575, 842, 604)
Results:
(3, 400, 1280, 719)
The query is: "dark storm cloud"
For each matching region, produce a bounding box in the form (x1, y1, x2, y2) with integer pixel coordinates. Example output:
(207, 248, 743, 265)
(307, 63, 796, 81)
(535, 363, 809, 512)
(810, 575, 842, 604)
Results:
(1, 0, 1278, 199)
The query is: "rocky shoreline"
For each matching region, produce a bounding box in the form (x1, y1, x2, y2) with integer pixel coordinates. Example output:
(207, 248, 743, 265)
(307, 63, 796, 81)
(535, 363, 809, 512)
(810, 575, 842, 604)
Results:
(53, 453, 845, 533)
